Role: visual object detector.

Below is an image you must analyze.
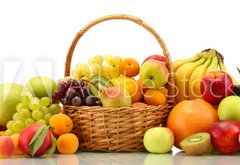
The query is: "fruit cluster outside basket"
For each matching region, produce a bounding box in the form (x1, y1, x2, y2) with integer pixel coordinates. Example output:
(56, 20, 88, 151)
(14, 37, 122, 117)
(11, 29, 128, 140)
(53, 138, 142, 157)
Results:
(63, 14, 175, 151)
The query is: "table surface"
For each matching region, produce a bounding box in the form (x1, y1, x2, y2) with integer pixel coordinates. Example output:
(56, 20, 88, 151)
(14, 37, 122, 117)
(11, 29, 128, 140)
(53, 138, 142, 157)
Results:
(1, 150, 240, 165)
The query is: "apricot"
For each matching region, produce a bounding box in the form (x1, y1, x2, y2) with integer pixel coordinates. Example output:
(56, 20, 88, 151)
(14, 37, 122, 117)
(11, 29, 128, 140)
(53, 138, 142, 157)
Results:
(11, 134, 23, 155)
(144, 89, 167, 106)
(57, 133, 79, 154)
(49, 114, 73, 136)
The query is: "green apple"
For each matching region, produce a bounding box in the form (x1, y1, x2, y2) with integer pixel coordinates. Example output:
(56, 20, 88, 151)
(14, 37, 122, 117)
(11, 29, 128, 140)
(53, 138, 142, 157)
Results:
(140, 60, 169, 89)
(143, 127, 174, 154)
(99, 87, 132, 108)
(218, 96, 240, 122)
(0, 83, 29, 127)
(25, 76, 57, 98)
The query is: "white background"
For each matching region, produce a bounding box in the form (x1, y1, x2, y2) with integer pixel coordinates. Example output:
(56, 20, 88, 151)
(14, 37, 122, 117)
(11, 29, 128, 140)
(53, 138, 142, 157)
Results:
(0, 0, 240, 154)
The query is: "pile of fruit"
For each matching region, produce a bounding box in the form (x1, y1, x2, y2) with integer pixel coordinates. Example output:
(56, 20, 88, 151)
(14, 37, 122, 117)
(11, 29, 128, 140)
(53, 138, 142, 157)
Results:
(52, 54, 170, 108)
(1, 48, 240, 158)
(143, 49, 240, 156)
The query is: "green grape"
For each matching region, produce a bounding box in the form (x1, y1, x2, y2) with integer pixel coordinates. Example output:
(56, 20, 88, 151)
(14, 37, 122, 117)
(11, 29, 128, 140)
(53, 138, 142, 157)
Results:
(29, 97, 42, 111)
(12, 120, 25, 133)
(19, 108, 31, 119)
(92, 64, 103, 75)
(32, 110, 43, 120)
(25, 118, 35, 127)
(16, 103, 28, 112)
(40, 106, 50, 115)
(6, 120, 14, 130)
(49, 104, 61, 115)
(4, 129, 14, 136)
(35, 119, 47, 125)
(40, 97, 51, 107)
(43, 113, 52, 123)
(12, 112, 20, 121)
(21, 95, 32, 107)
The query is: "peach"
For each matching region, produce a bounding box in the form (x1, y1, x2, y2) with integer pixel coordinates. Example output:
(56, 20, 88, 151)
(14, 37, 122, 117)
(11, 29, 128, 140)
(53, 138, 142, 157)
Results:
(131, 102, 148, 108)
(0, 136, 15, 157)
(11, 134, 23, 155)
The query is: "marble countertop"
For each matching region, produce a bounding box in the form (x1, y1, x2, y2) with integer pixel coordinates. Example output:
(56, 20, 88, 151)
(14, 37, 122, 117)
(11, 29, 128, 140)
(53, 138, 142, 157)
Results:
(1, 150, 240, 165)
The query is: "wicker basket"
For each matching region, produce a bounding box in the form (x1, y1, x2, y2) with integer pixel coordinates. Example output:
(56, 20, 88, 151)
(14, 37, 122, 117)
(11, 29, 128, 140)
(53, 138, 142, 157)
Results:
(63, 14, 175, 151)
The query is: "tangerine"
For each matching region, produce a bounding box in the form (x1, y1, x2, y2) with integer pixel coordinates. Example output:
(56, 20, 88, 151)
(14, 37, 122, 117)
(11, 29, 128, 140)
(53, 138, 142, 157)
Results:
(49, 114, 73, 136)
(119, 58, 140, 77)
(57, 133, 79, 154)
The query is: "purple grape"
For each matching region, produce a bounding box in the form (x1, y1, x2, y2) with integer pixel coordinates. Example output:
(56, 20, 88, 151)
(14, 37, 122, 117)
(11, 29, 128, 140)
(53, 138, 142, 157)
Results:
(52, 90, 62, 103)
(85, 95, 100, 106)
(95, 100, 102, 106)
(66, 87, 78, 99)
(67, 79, 79, 88)
(80, 86, 91, 98)
(61, 97, 71, 105)
(78, 80, 85, 87)
(71, 96, 82, 106)
(57, 81, 68, 96)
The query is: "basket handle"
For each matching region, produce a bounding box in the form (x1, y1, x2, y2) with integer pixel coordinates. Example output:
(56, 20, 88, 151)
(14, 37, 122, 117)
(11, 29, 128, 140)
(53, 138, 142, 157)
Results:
(64, 14, 175, 105)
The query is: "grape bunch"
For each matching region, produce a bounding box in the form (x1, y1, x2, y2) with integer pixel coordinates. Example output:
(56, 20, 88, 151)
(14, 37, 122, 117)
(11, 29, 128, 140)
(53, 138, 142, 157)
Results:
(5, 96, 61, 136)
(52, 78, 102, 106)
(71, 55, 122, 80)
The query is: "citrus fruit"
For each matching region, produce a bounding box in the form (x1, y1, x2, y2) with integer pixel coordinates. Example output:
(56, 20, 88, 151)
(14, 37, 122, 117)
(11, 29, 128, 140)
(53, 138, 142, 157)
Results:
(144, 89, 167, 106)
(167, 99, 218, 148)
(119, 58, 140, 77)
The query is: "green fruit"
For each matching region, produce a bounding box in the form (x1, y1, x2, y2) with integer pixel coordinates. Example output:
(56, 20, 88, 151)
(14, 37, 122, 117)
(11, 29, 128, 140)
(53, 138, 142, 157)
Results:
(89, 75, 113, 96)
(143, 127, 174, 154)
(0, 83, 28, 127)
(218, 96, 240, 122)
(180, 132, 211, 156)
(25, 76, 57, 98)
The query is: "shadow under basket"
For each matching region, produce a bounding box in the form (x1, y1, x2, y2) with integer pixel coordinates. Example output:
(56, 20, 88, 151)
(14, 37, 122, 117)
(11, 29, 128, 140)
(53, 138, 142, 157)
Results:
(63, 14, 175, 151)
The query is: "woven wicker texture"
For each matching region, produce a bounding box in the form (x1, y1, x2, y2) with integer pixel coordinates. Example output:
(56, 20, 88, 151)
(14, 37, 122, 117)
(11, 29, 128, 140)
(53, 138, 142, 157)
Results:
(63, 14, 175, 151)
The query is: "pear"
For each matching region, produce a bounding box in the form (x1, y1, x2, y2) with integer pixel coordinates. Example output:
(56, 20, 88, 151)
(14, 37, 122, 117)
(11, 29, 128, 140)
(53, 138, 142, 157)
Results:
(99, 87, 132, 108)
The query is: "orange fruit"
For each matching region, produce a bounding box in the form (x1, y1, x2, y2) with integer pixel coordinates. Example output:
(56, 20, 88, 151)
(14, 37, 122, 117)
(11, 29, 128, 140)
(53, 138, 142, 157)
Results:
(167, 99, 218, 148)
(144, 89, 167, 105)
(119, 58, 140, 77)
(49, 114, 73, 136)
(11, 134, 23, 155)
(57, 133, 79, 154)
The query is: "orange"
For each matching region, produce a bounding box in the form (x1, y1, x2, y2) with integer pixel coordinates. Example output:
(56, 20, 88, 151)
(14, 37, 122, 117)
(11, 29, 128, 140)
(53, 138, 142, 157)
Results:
(11, 134, 23, 155)
(167, 99, 218, 149)
(49, 114, 73, 136)
(144, 89, 167, 105)
(119, 58, 140, 77)
(57, 133, 79, 154)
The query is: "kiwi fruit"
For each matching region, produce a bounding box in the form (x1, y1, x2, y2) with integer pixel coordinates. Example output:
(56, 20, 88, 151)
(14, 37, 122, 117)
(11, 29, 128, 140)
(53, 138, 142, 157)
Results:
(89, 75, 113, 96)
(180, 132, 212, 156)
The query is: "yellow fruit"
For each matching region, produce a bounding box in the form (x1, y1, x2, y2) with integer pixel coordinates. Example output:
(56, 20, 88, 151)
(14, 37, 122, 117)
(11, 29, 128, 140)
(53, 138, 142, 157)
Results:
(49, 114, 73, 136)
(57, 133, 79, 154)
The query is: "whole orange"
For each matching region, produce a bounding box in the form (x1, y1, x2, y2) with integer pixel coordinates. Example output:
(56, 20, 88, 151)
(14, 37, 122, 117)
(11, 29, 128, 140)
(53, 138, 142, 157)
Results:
(49, 114, 73, 136)
(167, 99, 218, 149)
(144, 89, 167, 106)
(119, 58, 140, 77)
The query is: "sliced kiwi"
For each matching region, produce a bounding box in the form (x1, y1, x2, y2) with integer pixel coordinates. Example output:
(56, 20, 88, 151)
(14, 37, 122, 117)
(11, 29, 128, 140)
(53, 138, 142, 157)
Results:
(89, 75, 113, 96)
(180, 132, 211, 156)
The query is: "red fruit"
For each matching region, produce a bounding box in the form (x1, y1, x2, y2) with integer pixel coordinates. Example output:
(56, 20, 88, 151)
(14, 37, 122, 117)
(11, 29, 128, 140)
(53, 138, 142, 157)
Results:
(209, 120, 240, 154)
(200, 71, 234, 104)
(142, 54, 166, 65)
(0, 136, 15, 157)
(19, 124, 52, 156)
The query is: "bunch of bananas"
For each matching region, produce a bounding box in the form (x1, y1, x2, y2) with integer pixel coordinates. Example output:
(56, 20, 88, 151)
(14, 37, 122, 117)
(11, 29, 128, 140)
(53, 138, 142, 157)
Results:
(173, 49, 237, 103)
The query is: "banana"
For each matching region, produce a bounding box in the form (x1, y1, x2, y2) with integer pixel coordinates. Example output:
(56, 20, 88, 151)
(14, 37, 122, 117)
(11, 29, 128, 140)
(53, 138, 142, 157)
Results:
(175, 55, 208, 103)
(219, 60, 238, 85)
(188, 56, 213, 100)
(206, 55, 218, 73)
(173, 53, 203, 72)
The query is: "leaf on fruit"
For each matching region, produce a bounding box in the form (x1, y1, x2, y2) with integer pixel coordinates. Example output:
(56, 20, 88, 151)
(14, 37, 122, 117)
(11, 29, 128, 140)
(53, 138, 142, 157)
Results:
(47, 135, 57, 155)
(29, 125, 49, 157)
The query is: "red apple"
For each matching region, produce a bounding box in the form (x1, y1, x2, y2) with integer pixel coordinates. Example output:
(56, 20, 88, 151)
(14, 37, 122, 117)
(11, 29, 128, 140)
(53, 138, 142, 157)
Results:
(200, 71, 234, 104)
(19, 124, 52, 157)
(209, 120, 240, 154)
(142, 54, 166, 65)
